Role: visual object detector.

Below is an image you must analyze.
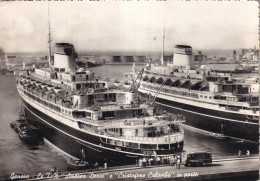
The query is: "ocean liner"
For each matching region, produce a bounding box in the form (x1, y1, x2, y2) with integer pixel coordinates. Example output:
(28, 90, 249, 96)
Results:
(16, 43, 185, 166)
(138, 45, 259, 142)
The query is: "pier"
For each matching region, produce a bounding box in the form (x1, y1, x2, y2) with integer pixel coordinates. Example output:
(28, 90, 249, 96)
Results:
(4, 154, 258, 181)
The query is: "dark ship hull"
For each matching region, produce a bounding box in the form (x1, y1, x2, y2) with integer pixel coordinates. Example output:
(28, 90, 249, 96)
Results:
(152, 97, 258, 142)
(22, 98, 183, 166)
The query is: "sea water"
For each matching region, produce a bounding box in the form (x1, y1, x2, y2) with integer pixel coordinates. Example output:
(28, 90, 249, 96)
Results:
(0, 66, 257, 178)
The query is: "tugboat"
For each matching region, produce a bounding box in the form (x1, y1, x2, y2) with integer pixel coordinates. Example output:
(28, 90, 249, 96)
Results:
(10, 119, 41, 142)
(17, 123, 39, 141)
(10, 119, 27, 132)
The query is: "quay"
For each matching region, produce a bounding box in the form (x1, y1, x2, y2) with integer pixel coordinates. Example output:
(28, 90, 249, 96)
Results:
(4, 154, 258, 181)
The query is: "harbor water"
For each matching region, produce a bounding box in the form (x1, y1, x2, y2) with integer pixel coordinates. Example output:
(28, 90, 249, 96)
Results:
(0, 65, 258, 177)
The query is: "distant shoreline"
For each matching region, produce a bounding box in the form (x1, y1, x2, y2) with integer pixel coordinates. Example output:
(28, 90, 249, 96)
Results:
(5, 49, 236, 57)
(106, 63, 146, 65)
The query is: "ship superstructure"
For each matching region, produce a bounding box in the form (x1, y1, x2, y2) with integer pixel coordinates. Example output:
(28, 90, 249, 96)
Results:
(16, 43, 185, 165)
(138, 45, 259, 142)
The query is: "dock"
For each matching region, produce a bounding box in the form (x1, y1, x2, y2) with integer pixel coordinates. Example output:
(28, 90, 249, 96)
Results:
(4, 154, 258, 181)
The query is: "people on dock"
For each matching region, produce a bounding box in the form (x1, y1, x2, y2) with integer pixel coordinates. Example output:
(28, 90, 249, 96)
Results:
(238, 150, 242, 157)
(156, 156, 161, 165)
(94, 162, 99, 169)
(51, 166, 57, 174)
(170, 156, 175, 166)
(176, 156, 180, 169)
(148, 158, 151, 166)
(142, 157, 147, 167)
(81, 148, 86, 161)
(246, 150, 250, 156)
(137, 154, 187, 169)
(139, 159, 143, 167)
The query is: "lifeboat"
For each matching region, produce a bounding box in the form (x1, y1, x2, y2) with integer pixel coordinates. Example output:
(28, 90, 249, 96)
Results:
(67, 159, 91, 171)
(54, 87, 66, 96)
(47, 85, 54, 91)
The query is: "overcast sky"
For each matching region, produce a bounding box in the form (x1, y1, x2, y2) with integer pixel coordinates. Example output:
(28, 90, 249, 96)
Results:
(0, 1, 258, 53)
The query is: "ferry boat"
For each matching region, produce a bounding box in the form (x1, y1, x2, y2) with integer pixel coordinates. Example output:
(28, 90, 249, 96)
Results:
(15, 43, 185, 166)
(138, 45, 259, 142)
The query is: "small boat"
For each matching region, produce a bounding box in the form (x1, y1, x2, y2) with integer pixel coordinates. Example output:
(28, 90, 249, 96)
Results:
(209, 133, 230, 140)
(123, 80, 132, 89)
(11, 119, 41, 142)
(18, 124, 39, 141)
(216, 124, 230, 140)
(67, 159, 91, 171)
(110, 79, 120, 87)
(10, 119, 27, 132)
(215, 134, 230, 140)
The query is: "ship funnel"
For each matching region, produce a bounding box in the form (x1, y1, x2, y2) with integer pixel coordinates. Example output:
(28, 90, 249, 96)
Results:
(173, 45, 194, 69)
(54, 43, 77, 73)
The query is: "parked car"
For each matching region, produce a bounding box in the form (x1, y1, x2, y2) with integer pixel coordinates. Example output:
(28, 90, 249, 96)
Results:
(184, 152, 212, 167)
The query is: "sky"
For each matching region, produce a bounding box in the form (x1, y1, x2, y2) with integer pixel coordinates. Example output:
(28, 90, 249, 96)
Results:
(0, 1, 258, 54)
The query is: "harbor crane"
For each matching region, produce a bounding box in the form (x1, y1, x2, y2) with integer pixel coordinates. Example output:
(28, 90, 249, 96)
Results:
(129, 68, 144, 92)
(149, 73, 173, 106)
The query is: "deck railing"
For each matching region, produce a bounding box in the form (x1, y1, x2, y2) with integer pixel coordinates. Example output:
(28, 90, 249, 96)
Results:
(122, 133, 184, 143)
(100, 116, 184, 128)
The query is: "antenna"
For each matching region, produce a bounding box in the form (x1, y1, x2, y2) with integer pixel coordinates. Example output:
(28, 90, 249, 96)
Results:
(48, 4, 52, 67)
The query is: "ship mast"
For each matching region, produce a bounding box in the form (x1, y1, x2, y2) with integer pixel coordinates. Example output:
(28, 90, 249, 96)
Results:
(48, 5, 52, 67)
(161, 8, 165, 66)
